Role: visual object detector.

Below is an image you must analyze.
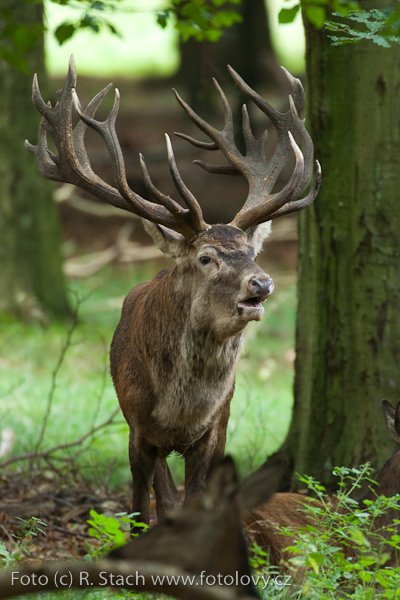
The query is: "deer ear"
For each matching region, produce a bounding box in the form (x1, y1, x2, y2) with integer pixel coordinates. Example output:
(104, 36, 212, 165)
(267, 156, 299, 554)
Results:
(382, 399, 400, 443)
(246, 221, 272, 256)
(240, 452, 285, 514)
(143, 220, 186, 258)
(201, 456, 239, 512)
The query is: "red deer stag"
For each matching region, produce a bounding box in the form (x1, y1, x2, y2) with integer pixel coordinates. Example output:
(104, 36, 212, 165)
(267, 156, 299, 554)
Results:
(26, 56, 321, 524)
(0, 456, 285, 600)
(244, 399, 400, 570)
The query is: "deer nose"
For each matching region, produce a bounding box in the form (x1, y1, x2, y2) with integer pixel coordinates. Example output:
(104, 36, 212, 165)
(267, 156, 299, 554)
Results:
(248, 277, 274, 297)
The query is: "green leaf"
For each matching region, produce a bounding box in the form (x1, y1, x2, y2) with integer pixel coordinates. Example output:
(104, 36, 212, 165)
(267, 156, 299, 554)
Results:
(305, 5, 326, 28)
(54, 22, 76, 45)
(91, 1, 105, 11)
(0, 47, 28, 73)
(212, 0, 239, 6)
(213, 10, 242, 28)
(157, 10, 170, 29)
(278, 5, 301, 24)
(375, 571, 390, 588)
(12, 25, 42, 53)
(106, 22, 120, 36)
(371, 35, 392, 48)
(305, 556, 319, 573)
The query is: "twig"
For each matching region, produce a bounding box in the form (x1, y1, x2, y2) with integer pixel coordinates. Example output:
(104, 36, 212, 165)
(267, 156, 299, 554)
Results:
(42, 524, 93, 539)
(0, 525, 14, 546)
(0, 408, 123, 470)
(31, 302, 80, 467)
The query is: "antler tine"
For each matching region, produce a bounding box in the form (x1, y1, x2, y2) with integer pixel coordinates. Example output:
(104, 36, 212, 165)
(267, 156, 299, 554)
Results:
(241, 104, 269, 159)
(267, 160, 322, 220)
(227, 65, 307, 188)
(73, 88, 206, 237)
(165, 134, 208, 232)
(26, 55, 209, 238)
(173, 84, 244, 176)
(175, 131, 219, 151)
(230, 132, 306, 231)
(173, 79, 235, 149)
(72, 81, 113, 142)
(173, 64, 320, 231)
(280, 66, 304, 114)
(139, 153, 188, 217)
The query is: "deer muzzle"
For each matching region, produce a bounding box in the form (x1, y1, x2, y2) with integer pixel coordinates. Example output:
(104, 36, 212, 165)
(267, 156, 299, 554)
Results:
(236, 277, 274, 320)
(248, 277, 274, 297)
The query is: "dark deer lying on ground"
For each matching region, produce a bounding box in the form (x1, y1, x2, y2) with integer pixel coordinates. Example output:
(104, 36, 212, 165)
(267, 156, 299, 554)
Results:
(26, 55, 321, 523)
(0, 456, 284, 600)
(244, 399, 400, 571)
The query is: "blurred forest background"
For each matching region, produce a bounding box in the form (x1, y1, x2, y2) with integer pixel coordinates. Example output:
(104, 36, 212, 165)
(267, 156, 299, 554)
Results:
(0, 0, 303, 540)
(1, 0, 400, 569)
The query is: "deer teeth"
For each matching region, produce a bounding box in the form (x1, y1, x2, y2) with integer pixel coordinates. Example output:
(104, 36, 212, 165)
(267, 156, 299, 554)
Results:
(237, 295, 267, 310)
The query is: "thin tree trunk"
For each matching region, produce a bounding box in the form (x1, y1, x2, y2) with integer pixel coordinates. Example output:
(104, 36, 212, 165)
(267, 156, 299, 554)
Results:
(0, 1, 71, 320)
(283, 10, 400, 488)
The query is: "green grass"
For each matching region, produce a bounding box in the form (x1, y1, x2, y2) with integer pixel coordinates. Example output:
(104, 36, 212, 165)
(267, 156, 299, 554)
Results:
(0, 260, 296, 487)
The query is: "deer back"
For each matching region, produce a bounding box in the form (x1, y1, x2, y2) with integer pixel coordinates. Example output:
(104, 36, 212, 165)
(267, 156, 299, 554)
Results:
(243, 400, 400, 572)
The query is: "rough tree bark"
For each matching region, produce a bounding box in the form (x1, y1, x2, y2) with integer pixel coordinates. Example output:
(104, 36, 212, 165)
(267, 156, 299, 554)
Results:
(0, 1, 71, 320)
(283, 8, 400, 488)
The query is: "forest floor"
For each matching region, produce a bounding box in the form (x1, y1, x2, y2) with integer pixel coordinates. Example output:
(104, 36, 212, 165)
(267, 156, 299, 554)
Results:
(0, 469, 159, 563)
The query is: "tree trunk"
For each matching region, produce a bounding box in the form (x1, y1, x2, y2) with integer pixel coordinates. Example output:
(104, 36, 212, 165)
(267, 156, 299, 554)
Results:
(283, 11, 400, 488)
(0, 1, 71, 321)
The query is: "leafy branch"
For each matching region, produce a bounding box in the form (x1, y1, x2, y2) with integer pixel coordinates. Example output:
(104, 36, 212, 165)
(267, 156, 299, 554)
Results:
(326, 7, 400, 47)
(278, 0, 360, 30)
(278, 0, 400, 47)
(158, 0, 242, 42)
(1, 0, 244, 72)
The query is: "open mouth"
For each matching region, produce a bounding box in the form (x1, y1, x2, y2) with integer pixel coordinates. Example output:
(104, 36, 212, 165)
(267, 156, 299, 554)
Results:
(237, 295, 268, 312)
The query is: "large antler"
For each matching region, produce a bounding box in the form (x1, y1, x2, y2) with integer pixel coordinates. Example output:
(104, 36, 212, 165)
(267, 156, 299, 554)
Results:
(25, 55, 209, 238)
(174, 65, 321, 232)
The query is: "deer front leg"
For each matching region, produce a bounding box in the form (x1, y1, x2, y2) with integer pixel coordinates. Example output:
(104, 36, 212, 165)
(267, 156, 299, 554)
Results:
(184, 403, 231, 500)
(153, 456, 180, 519)
(129, 432, 157, 525)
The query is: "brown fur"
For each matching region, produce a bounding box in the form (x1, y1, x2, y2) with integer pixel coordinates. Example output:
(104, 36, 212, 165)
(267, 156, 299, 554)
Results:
(243, 400, 400, 572)
(110, 223, 274, 523)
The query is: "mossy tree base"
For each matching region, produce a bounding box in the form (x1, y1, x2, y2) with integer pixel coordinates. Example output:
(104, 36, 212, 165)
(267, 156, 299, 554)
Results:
(283, 11, 400, 487)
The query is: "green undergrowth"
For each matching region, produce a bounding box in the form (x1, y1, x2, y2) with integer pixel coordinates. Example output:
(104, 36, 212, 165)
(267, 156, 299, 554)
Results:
(3, 466, 400, 600)
(262, 465, 400, 599)
(0, 259, 296, 487)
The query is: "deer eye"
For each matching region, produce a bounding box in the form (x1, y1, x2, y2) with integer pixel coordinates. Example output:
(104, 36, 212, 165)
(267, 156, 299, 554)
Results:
(199, 256, 211, 266)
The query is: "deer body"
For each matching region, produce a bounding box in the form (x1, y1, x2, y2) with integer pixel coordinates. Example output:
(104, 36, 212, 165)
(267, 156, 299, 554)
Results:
(244, 400, 400, 571)
(26, 56, 320, 523)
(110, 224, 273, 522)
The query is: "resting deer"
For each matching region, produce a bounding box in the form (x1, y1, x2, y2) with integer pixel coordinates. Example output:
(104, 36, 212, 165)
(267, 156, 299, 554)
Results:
(26, 56, 321, 523)
(0, 456, 284, 600)
(244, 399, 400, 570)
